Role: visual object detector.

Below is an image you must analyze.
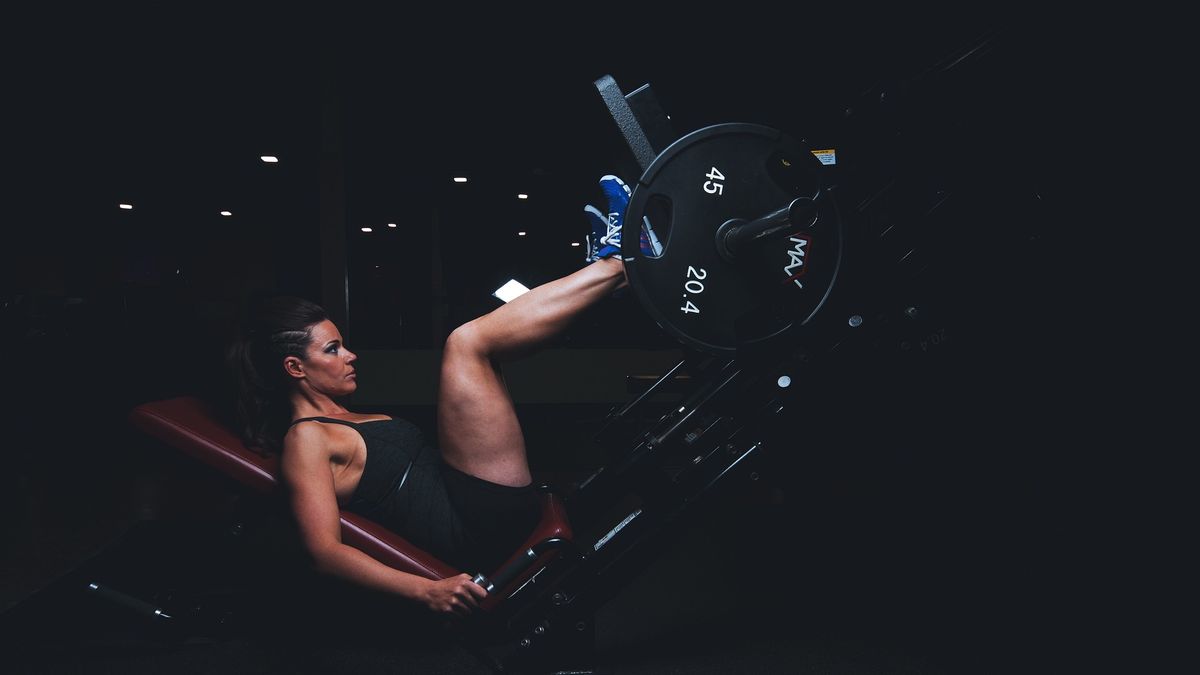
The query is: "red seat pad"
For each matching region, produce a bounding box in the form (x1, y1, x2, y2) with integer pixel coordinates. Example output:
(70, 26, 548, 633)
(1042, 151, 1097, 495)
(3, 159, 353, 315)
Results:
(130, 396, 572, 591)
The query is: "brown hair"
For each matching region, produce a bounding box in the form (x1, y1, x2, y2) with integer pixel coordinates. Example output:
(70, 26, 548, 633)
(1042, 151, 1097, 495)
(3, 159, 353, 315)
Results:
(226, 295, 328, 454)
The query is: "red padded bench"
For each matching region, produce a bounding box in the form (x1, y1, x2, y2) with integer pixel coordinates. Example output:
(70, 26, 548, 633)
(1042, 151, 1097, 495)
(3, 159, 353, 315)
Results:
(128, 396, 573, 609)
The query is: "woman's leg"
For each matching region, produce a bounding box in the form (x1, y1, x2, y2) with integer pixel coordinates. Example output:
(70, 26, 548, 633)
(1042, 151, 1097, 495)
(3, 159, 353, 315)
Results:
(437, 257, 626, 486)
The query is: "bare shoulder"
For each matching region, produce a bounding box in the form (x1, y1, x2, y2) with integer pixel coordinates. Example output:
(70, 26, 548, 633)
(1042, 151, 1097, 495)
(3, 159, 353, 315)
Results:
(282, 421, 336, 461)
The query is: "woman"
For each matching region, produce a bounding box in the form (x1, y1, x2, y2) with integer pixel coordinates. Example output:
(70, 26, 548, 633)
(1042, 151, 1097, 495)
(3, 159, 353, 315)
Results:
(227, 176, 646, 618)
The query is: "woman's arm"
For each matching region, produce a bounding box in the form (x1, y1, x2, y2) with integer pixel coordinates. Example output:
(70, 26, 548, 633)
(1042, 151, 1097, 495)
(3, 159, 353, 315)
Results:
(280, 424, 486, 616)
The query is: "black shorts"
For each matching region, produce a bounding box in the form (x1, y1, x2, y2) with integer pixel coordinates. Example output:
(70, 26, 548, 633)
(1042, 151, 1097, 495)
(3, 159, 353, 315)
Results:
(441, 461, 541, 574)
(354, 442, 540, 575)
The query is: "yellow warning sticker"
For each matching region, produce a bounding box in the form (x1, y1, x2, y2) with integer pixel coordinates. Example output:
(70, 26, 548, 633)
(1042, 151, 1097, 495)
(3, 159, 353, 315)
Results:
(811, 149, 836, 165)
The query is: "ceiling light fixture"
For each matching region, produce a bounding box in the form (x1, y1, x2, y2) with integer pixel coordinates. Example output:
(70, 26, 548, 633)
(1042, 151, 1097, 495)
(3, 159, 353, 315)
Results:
(118, 203, 133, 210)
(453, 177, 468, 183)
(260, 155, 279, 163)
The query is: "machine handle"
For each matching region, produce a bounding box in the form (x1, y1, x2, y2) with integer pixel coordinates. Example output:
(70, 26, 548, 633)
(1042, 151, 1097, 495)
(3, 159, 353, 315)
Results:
(86, 582, 174, 620)
(471, 538, 574, 595)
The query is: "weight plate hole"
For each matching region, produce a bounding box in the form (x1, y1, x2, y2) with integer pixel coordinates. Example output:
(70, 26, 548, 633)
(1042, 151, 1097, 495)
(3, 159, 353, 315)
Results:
(642, 194, 673, 259)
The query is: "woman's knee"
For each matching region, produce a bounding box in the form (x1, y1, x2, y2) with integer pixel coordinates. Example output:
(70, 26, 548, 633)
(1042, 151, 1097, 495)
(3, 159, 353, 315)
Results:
(444, 320, 490, 363)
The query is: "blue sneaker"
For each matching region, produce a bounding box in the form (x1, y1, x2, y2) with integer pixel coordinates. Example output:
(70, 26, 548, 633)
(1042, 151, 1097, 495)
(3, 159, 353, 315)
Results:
(583, 175, 663, 263)
(584, 204, 619, 263)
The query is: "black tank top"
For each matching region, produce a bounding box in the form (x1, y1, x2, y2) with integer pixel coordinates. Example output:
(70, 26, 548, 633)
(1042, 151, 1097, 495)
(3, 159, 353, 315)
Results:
(289, 416, 421, 512)
(288, 416, 467, 566)
(287, 416, 539, 574)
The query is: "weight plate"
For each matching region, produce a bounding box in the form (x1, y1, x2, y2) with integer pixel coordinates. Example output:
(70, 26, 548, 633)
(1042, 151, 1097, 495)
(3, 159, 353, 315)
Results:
(623, 123, 842, 355)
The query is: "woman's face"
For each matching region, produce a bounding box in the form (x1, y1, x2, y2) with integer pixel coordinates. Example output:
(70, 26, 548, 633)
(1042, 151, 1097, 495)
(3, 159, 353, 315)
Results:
(288, 319, 358, 397)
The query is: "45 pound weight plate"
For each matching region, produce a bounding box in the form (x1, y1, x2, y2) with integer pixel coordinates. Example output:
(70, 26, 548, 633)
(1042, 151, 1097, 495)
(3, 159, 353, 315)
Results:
(622, 123, 843, 355)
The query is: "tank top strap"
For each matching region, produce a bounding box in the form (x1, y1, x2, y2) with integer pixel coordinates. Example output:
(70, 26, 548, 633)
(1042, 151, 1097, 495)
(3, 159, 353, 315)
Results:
(289, 416, 359, 429)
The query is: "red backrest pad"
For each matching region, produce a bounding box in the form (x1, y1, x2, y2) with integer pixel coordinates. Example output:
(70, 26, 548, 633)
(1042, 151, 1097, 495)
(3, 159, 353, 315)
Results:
(129, 396, 572, 590)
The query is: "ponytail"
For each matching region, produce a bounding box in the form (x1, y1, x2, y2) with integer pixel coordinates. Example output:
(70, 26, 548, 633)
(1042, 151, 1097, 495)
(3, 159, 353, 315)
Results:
(226, 296, 328, 454)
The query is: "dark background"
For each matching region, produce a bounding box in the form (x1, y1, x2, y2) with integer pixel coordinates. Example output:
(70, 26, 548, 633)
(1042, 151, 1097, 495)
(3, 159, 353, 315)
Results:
(1, 7, 1159, 674)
